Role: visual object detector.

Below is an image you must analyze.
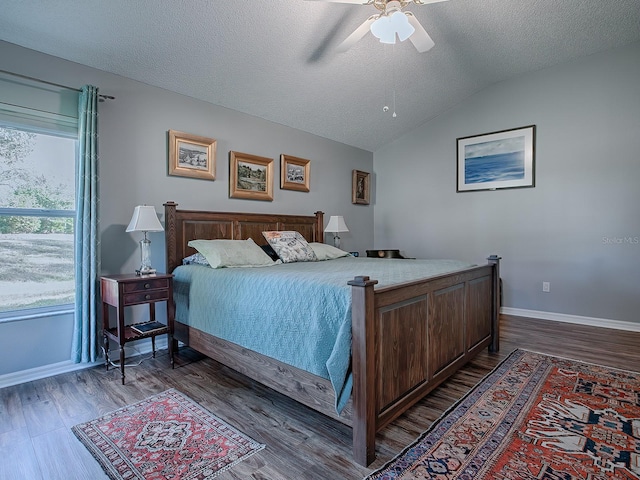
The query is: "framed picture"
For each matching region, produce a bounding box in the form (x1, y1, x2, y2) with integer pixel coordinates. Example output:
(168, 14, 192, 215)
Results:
(280, 155, 310, 192)
(168, 130, 216, 181)
(457, 125, 536, 192)
(352, 170, 370, 205)
(229, 151, 274, 201)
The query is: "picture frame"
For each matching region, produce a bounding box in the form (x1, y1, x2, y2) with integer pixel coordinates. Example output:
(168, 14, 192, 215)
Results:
(168, 130, 216, 181)
(280, 154, 310, 192)
(352, 170, 370, 205)
(456, 125, 536, 192)
(229, 151, 274, 201)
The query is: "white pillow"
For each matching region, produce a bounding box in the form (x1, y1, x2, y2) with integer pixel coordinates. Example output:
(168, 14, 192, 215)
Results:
(309, 243, 351, 261)
(187, 238, 275, 268)
(262, 231, 317, 263)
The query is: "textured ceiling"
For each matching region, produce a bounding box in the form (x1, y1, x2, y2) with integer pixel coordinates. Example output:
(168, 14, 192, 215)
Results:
(1, 0, 639, 152)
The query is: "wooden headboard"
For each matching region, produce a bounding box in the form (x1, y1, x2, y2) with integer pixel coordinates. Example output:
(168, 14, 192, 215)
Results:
(164, 202, 324, 272)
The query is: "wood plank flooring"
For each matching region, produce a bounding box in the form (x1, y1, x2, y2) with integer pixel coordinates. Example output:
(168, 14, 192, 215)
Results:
(1, 314, 639, 479)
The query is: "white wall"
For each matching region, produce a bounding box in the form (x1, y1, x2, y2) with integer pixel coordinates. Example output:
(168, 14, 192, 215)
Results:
(0, 40, 373, 378)
(373, 42, 640, 324)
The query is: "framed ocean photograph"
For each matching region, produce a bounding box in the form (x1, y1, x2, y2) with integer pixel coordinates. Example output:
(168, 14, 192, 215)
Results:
(456, 125, 536, 192)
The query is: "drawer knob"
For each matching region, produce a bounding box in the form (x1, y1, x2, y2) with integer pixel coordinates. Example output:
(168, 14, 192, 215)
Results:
(144, 283, 151, 289)
(145, 294, 151, 300)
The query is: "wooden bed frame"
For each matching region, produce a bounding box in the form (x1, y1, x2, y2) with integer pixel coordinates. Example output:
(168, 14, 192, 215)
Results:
(164, 201, 501, 466)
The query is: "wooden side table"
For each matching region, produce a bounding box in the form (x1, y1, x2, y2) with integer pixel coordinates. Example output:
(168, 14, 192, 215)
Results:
(366, 249, 407, 259)
(101, 272, 174, 384)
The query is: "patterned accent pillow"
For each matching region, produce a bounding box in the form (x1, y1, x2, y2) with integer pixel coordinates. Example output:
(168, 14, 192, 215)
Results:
(262, 231, 318, 263)
(260, 243, 281, 261)
(182, 252, 211, 266)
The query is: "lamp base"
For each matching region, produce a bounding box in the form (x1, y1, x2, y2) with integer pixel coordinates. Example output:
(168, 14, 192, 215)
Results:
(137, 237, 156, 276)
(136, 268, 157, 276)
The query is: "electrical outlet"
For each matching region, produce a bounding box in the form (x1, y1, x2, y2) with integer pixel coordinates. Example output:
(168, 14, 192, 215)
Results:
(542, 281, 550, 293)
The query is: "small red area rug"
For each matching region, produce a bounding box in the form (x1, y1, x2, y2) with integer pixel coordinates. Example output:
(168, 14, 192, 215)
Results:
(72, 389, 264, 479)
(366, 349, 640, 479)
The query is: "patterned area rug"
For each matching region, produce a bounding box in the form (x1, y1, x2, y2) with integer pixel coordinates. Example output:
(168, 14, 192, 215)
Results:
(72, 389, 265, 479)
(366, 349, 640, 479)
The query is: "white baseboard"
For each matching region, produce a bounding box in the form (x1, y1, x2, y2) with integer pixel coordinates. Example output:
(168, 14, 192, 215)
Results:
(501, 307, 640, 333)
(0, 337, 169, 389)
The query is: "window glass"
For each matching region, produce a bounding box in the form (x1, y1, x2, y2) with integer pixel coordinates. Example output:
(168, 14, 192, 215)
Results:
(0, 126, 76, 313)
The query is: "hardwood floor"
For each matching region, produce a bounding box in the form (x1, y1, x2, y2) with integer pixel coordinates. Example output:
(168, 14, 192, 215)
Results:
(1, 314, 639, 479)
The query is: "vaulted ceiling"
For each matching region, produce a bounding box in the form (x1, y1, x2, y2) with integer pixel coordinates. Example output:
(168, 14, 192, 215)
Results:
(1, 0, 639, 151)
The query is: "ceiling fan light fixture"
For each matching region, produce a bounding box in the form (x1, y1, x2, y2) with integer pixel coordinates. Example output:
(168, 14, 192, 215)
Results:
(370, 10, 415, 44)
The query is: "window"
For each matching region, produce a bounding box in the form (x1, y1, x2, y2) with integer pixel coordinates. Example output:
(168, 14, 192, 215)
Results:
(0, 126, 76, 314)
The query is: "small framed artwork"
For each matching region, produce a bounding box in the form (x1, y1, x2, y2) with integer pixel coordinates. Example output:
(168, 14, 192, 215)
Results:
(229, 151, 274, 201)
(280, 155, 310, 192)
(352, 170, 370, 205)
(456, 125, 536, 192)
(168, 130, 216, 181)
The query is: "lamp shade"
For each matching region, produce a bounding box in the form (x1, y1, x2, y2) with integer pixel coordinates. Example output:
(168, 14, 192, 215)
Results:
(126, 205, 164, 233)
(324, 215, 349, 233)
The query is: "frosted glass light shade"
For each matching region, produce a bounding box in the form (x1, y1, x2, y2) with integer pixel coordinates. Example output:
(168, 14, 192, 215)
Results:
(370, 11, 415, 44)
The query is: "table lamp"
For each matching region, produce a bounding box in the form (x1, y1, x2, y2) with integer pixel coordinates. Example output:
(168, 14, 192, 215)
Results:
(324, 215, 349, 249)
(126, 205, 164, 275)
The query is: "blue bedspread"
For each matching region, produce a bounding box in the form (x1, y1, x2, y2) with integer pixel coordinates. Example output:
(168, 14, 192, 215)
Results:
(172, 257, 474, 414)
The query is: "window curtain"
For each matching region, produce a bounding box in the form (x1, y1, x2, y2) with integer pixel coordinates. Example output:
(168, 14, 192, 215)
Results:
(71, 85, 100, 363)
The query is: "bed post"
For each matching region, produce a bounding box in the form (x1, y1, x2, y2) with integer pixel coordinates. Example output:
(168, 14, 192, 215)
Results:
(313, 211, 324, 242)
(164, 202, 178, 272)
(487, 255, 501, 353)
(348, 275, 378, 466)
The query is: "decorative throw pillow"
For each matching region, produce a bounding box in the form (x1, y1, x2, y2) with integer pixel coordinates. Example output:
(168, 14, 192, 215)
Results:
(262, 231, 318, 263)
(309, 243, 351, 261)
(182, 252, 211, 266)
(260, 243, 281, 261)
(187, 238, 275, 268)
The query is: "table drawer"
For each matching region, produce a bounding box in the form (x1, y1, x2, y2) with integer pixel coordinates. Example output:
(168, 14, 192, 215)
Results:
(122, 278, 170, 293)
(123, 289, 169, 305)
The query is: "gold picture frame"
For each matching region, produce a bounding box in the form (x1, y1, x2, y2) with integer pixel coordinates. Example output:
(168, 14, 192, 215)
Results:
(168, 130, 216, 181)
(229, 151, 274, 201)
(352, 170, 370, 205)
(280, 154, 310, 192)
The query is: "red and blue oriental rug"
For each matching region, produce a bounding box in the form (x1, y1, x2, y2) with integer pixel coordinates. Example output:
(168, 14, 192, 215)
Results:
(72, 389, 264, 479)
(367, 349, 640, 479)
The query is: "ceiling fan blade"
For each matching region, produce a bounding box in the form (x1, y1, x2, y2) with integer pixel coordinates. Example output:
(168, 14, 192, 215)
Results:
(413, 0, 449, 4)
(405, 12, 435, 53)
(336, 15, 377, 52)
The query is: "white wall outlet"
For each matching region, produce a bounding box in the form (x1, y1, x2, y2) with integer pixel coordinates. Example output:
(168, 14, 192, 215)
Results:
(542, 281, 550, 292)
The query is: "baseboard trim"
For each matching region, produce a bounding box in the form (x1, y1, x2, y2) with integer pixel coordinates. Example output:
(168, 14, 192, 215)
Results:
(501, 307, 640, 333)
(0, 337, 168, 389)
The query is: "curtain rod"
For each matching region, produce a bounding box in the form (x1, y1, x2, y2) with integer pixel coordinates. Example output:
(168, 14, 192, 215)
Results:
(0, 69, 115, 101)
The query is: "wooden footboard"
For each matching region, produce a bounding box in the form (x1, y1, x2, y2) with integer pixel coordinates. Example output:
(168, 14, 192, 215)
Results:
(164, 202, 500, 467)
(349, 256, 500, 465)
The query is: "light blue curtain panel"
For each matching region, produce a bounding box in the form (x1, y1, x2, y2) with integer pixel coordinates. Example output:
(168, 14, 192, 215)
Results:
(72, 85, 100, 363)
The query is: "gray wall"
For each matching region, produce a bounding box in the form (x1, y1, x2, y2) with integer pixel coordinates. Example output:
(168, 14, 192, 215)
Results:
(0, 40, 373, 377)
(373, 41, 640, 324)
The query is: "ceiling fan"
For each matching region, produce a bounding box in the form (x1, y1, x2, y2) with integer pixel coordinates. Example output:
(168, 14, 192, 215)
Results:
(307, 0, 448, 53)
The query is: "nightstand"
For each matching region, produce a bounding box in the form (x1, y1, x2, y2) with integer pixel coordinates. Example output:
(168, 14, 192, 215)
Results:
(366, 249, 407, 259)
(101, 273, 174, 384)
